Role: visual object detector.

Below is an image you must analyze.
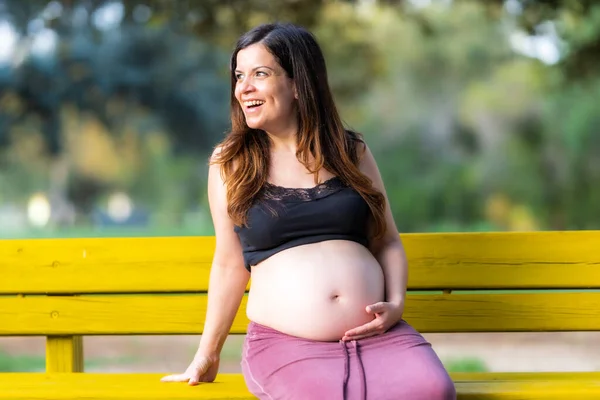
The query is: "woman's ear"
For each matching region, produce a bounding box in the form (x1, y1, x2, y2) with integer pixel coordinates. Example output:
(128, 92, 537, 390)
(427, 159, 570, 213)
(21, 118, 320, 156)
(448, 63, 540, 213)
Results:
(293, 83, 298, 99)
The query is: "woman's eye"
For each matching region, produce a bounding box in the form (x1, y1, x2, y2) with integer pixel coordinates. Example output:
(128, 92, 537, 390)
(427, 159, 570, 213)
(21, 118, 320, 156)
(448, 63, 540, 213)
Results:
(235, 74, 243, 80)
(256, 71, 267, 77)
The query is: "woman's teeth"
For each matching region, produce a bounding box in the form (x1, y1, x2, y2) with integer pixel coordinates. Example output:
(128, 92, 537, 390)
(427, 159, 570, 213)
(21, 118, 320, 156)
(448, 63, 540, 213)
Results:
(244, 100, 265, 107)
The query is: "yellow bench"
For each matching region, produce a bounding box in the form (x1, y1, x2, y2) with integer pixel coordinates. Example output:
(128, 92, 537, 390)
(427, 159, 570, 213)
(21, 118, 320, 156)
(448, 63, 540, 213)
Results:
(1, 231, 600, 399)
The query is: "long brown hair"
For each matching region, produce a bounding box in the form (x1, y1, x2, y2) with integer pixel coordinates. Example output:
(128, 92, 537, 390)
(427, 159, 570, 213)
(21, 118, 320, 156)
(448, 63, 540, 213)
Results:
(211, 23, 386, 238)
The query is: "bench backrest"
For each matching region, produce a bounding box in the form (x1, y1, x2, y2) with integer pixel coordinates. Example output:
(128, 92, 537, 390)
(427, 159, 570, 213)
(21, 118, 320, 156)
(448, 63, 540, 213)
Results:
(2, 231, 600, 371)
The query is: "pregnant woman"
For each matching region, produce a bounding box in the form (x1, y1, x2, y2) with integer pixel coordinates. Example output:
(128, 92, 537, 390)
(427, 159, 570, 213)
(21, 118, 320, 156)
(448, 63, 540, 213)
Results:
(161, 22, 456, 400)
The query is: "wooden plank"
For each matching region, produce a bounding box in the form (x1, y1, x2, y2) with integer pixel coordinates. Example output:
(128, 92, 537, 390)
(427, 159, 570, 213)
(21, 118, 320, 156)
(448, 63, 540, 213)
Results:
(2, 232, 600, 294)
(0, 372, 600, 400)
(0, 237, 215, 294)
(403, 291, 600, 332)
(405, 231, 600, 290)
(46, 336, 84, 372)
(452, 372, 600, 381)
(0, 373, 255, 400)
(452, 371, 600, 399)
(2, 292, 600, 335)
(454, 380, 600, 399)
(0, 294, 249, 335)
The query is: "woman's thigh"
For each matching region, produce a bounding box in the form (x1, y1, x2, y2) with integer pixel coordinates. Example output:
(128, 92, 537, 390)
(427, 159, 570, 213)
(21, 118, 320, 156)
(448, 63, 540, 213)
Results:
(241, 321, 456, 400)
(357, 320, 456, 400)
(241, 322, 346, 400)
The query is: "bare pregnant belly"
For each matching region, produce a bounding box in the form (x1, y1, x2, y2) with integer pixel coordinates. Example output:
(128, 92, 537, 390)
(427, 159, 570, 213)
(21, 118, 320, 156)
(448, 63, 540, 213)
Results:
(245, 240, 385, 341)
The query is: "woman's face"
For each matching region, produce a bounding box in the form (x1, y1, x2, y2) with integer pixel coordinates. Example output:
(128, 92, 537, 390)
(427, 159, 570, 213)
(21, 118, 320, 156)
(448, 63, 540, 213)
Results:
(234, 43, 297, 134)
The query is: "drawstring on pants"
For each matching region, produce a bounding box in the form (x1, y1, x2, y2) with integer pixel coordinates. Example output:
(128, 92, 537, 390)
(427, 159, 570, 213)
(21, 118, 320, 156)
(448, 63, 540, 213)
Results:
(339, 340, 366, 400)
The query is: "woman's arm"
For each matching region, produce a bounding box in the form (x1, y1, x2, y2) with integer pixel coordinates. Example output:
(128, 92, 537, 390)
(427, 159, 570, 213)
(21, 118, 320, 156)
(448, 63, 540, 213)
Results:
(360, 144, 408, 308)
(342, 143, 407, 341)
(161, 147, 249, 384)
(198, 151, 250, 356)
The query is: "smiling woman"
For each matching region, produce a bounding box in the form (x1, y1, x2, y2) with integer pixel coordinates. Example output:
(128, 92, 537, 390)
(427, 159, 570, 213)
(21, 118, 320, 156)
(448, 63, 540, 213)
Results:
(160, 23, 456, 400)
(234, 45, 298, 140)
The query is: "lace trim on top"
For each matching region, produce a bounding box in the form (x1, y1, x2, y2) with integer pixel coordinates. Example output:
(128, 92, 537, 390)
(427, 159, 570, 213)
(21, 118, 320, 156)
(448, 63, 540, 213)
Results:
(260, 176, 345, 202)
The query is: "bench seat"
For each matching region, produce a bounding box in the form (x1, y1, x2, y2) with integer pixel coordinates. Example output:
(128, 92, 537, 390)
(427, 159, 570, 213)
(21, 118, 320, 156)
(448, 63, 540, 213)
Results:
(0, 373, 252, 400)
(1, 372, 599, 399)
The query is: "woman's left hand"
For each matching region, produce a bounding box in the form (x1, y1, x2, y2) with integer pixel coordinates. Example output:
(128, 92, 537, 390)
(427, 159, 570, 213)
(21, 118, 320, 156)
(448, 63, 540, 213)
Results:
(342, 301, 404, 341)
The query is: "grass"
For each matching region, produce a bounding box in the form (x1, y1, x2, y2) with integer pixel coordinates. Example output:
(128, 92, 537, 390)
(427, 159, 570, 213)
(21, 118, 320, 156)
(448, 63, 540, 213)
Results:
(0, 350, 139, 372)
(0, 351, 45, 372)
(444, 357, 489, 373)
(0, 213, 220, 240)
(0, 226, 213, 239)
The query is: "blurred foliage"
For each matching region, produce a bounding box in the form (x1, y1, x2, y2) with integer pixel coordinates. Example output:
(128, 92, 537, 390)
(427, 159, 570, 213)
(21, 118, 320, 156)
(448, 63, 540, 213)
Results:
(443, 356, 489, 373)
(0, 0, 599, 234)
(0, 351, 44, 372)
(0, 349, 136, 371)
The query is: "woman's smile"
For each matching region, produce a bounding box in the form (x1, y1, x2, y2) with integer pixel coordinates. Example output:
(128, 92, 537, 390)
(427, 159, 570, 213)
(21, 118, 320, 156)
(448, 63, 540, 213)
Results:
(242, 99, 266, 114)
(234, 43, 297, 134)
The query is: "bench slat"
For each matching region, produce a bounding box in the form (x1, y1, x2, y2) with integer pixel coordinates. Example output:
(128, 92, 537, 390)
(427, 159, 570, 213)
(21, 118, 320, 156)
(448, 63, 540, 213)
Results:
(0, 295, 249, 335)
(0, 373, 255, 400)
(0, 237, 214, 294)
(2, 292, 599, 335)
(2, 231, 600, 294)
(0, 373, 599, 400)
(407, 231, 600, 290)
(452, 371, 600, 381)
(453, 372, 600, 399)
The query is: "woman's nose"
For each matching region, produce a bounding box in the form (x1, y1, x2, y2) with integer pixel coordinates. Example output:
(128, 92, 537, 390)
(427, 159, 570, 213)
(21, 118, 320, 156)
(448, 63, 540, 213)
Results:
(238, 77, 256, 94)
(242, 82, 255, 94)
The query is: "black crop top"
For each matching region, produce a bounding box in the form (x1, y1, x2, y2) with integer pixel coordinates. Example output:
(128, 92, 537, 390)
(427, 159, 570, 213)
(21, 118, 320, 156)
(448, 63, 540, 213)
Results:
(234, 176, 371, 271)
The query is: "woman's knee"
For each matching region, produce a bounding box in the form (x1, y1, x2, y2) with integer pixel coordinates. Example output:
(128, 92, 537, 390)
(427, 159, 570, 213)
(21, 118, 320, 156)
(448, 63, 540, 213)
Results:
(408, 350, 456, 399)
(424, 371, 456, 400)
(377, 368, 456, 400)
(361, 339, 455, 399)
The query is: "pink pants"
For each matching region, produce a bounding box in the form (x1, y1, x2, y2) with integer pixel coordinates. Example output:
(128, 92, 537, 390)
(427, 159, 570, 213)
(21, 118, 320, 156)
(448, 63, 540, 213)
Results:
(241, 320, 456, 400)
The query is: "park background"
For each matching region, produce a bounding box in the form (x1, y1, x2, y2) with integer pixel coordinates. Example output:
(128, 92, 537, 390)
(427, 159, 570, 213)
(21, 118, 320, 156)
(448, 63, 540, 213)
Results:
(1, 0, 599, 374)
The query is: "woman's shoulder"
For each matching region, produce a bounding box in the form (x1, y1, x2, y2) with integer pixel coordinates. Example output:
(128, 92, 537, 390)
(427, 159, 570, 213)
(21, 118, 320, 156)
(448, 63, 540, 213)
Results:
(345, 128, 362, 141)
(344, 129, 367, 161)
(209, 143, 241, 171)
(209, 144, 226, 162)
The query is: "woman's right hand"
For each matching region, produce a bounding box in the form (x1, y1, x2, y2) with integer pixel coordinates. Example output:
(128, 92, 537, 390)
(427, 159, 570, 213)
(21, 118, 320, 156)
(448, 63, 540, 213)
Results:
(160, 351, 220, 386)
